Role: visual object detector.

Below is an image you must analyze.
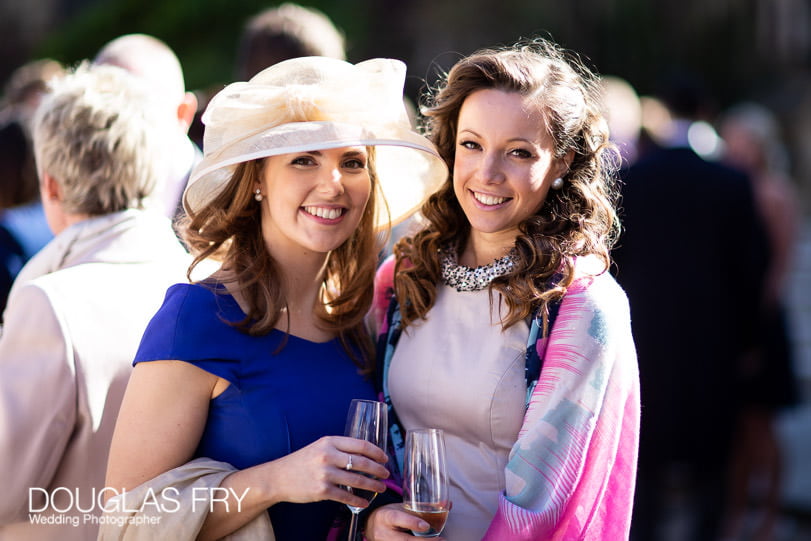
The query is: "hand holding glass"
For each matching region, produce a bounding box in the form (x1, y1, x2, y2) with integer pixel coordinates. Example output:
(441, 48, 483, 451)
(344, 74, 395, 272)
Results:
(403, 428, 450, 537)
(343, 399, 388, 541)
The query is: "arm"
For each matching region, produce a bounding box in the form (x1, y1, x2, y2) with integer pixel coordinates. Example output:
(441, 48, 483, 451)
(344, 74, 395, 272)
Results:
(484, 273, 640, 540)
(0, 284, 75, 523)
(199, 437, 389, 540)
(105, 360, 215, 494)
(106, 360, 391, 540)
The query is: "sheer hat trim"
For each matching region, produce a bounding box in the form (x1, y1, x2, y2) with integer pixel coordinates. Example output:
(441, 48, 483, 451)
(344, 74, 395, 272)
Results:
(184, 56, 447, 229)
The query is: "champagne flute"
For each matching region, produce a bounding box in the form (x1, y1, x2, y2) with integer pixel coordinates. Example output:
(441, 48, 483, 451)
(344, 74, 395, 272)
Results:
(402, 428, 450, 537)
(343, 399, 388, 541)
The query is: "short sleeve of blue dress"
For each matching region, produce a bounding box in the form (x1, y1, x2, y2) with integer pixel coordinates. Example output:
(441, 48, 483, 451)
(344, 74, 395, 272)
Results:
(134, 283, 377, 540)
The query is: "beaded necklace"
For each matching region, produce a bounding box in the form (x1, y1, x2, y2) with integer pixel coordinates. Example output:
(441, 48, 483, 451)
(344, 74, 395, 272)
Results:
(439, 246, 517, 292)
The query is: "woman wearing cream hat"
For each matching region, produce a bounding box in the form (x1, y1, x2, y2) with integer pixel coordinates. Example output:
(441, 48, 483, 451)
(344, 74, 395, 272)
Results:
(103, 56, 446, 540)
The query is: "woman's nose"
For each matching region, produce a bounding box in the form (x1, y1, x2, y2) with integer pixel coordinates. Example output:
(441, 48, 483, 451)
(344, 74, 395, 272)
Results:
(317, 167, 345, 196)
(477, 153, 506, 184)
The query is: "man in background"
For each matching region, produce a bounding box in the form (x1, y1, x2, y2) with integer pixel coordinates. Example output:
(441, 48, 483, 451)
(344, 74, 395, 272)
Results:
(0, 62, 189, 541)
(234, 2, 346, 80)
(612, 74, 771, 541)
(93, 33, 200, 220)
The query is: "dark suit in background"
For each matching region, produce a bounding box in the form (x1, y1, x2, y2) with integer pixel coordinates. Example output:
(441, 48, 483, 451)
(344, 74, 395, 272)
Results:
(612, 143, 770, 541)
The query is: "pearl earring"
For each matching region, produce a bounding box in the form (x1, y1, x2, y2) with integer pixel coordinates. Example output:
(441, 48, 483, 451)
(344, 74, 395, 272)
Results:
(254, 188, 264, 202)
(551, 177, 564, 190)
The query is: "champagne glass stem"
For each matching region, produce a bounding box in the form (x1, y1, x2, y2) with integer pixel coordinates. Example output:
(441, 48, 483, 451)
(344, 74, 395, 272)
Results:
(347, 511, 359, 541)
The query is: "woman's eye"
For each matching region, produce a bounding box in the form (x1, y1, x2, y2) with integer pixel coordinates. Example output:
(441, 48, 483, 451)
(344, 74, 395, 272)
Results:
(459, 140, 480, 150)
(291, 156, 316, 166)
(510, 148, 533, 159)
(343, 158, 366, 170)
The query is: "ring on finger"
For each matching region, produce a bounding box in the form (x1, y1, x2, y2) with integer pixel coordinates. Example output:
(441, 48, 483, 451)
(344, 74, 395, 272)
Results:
(345, 454, 353, 471)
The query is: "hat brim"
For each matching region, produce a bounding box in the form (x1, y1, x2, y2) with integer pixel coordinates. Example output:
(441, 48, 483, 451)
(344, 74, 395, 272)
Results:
(184, 120, 448, 229)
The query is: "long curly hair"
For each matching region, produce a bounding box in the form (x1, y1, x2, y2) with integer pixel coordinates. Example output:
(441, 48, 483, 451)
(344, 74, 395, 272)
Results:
(395, 38, 621, 332)
(178, 153, 381, 370)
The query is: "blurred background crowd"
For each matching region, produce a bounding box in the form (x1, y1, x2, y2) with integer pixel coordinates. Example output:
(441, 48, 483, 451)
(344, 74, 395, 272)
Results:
(0, 1, 809, 540)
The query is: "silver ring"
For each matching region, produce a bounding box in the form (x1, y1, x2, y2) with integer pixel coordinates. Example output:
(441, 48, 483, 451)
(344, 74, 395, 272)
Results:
(345, 454, 353, 471)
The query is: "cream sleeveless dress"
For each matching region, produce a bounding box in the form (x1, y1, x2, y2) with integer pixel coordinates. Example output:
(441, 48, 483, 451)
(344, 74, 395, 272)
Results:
(388, 284, 528, 540)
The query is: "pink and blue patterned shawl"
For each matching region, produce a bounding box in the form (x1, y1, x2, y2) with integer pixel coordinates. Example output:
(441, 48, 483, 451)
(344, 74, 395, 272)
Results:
(372, 255, 640, 540)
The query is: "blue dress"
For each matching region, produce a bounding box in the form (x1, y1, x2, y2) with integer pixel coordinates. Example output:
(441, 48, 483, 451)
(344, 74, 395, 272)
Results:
(134, 282, 377, 540)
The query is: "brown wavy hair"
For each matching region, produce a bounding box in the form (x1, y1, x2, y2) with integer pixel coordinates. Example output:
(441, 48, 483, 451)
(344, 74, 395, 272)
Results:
(395, 38, 621, 332)
(178, 152, 382, 370)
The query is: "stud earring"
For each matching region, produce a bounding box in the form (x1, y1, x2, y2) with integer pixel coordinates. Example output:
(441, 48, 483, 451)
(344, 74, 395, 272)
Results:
(551, 177, 564, 190)
(254, 188, 264, 202)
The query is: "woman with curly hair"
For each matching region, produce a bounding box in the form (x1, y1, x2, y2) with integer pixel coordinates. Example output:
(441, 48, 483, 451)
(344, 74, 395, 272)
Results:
(366, 39, 640, 540)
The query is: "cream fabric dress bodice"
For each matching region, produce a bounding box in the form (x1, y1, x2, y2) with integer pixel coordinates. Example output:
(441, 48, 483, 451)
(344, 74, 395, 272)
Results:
(389, 284, 528, 540)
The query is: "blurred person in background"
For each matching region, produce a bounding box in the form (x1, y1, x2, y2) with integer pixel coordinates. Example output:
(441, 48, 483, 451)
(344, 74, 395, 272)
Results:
(720, 102, 800, 319)
(634, 95, 671, 160)
(612, 74, 772, 541)
(0, 62, 190, 540)
(0, 58, 65, 131)
(0, 121, 50, 314)
(718, 101, 801, 541)
(0, 59, 65, 314)
(93, 33, 200, 222)
(234, 2, 346, 81)
(601, 75, 643, 167)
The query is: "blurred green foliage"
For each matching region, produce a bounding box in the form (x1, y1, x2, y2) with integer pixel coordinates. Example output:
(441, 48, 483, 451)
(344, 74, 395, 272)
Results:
(28, 0, 785, 110)
(33, 0, 367, 92)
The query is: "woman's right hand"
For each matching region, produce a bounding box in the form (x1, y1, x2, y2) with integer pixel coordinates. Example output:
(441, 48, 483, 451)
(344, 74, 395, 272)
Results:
(365, 503, 437, 541)
(197, 435, 390, 540)
(256, 435, 390, 509)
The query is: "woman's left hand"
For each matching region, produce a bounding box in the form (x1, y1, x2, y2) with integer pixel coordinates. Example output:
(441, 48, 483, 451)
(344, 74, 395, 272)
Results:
(364, 503, 442, 541)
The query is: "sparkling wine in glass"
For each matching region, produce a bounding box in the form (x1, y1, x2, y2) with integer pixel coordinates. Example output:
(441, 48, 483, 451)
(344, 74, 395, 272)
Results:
(343, 399, 388, 541)
(402, 428, 450, 537)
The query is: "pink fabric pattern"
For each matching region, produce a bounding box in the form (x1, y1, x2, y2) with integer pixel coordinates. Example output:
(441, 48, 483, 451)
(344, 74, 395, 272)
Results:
(372, 256, 639, 540)
(482, 268, 640, 540)
(371, 255, 396, 337)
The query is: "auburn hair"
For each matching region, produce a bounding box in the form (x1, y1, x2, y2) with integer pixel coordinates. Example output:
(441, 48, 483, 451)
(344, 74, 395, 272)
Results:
(395, 38, 621, 331)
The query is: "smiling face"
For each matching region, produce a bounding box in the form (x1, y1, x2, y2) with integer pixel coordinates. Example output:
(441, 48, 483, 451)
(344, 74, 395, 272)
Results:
(257, 145, 372, 258)
(453, 88, 568, 260)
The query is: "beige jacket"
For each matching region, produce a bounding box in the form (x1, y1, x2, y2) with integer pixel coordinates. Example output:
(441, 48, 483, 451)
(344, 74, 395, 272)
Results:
(97, 458, 274, 541)
(0, 209, 191, 541)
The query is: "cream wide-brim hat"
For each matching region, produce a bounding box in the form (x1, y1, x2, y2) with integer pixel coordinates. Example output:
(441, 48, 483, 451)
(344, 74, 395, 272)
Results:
(183, 56, 448, 229)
